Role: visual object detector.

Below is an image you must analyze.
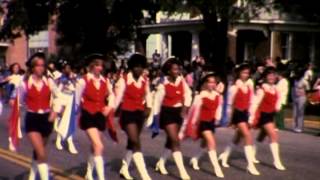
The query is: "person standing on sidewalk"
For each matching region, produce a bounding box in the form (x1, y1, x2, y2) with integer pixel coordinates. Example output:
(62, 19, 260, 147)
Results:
(275, 69, 289, 130)
(292, 67, 309, 133)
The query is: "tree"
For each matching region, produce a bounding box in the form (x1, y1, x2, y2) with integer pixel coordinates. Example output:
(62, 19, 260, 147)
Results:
(0, 0, 158, 65)
(273, 0, 320, 22)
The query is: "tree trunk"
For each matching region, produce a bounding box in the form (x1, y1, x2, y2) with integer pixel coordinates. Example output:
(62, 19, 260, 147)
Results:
(201, 9, 229, 75)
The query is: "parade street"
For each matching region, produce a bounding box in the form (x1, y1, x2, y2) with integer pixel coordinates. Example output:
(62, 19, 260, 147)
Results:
(0, 105, 319, 180)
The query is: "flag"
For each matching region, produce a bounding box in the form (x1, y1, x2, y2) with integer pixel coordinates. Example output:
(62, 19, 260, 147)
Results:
(184, 106, 200, 140)
(106, 108, 118, 143)
(150, 114, 160, 138)
(56, 93, 76, 140)
(8, 95, 22, 149)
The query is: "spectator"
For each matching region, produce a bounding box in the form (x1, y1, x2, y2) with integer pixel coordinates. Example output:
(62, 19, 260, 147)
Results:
(275, 69, 289, 130)
(292, 67, 310, 133)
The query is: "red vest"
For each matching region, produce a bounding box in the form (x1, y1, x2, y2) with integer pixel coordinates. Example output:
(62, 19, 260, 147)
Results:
(259, 90, 278, 113)
(162, 81, 184, 107)
(25, 79, 51, 112)
(199, 96, 220, 122)
(234, 88, 251, 110)
(81, 76, 108, 114)
(121, 75, 146, 111)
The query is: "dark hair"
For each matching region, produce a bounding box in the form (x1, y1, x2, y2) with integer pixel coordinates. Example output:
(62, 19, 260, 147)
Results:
(198, 73, 219, 91)
(25, 52, 46, 68)
(127, 53, 147, 70)
(104, 56, 117, 74)
(276, 65, 288, 77)
(24, 52, 47, 80)
(84, 53, 105, 67)
(262, 66, 276, 80)
(9, 63, 21, 74)
(294, 67, 307, 80)
(161, 58, 181, 75)
(235, 63, 251, 79)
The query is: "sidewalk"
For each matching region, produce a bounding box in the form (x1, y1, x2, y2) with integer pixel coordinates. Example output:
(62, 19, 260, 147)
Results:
(285, 118, 320, 129)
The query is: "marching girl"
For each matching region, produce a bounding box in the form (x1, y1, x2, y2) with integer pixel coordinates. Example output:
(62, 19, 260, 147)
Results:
(114, 54, 152, 180)
(76, 54, 115, 180)
(4, 63, 23, 152)
(249, 67, 286, 171)
(152, 58, 191, 180)
(10, 52, 58, 180)
(53, 62, 78, 154)
(180, 73, 224, 178)
(218, 64, 260, 175)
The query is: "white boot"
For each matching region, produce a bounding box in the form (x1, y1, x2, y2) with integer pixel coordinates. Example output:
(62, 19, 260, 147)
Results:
(189, 148, 205, 170)
(218, 145, 233, 168)
(28, 160, 38, 180)
(120, 160, 134, 180)
(37, 163, 49, 180)
(189, 157, 200, 171)
(172, 151, 190, 180)
(85, 155, 94, 180)
(8, 137, 16, 152)
(132, 152, 152, 180)
(155, 159, 168, 175)
(270, 143, 286, 171)
(244, 146, 260, 176)
(55, 135, 63, 151)
(94, 156, 105, 180)
(208, 150, 224, 178)
(252, 145, 260, 163)
(155, 149, 170, 175)
(67, 136, 78, 154)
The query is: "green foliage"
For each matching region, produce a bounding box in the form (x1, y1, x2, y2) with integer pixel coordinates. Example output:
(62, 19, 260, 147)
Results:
(0, 0, 158, 64)
(273, 0, 320, 21)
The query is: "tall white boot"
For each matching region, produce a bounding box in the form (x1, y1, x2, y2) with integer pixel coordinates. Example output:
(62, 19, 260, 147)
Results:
(218, 144, 234, 168)
(8, 137, 16, 152)
(55, 135, 63, 150)
(132, 152, 152, 180)
(189, 148, 206, 170)
(244, 146, 260, 176)
(85, 155, 94, 180)
(28, 160, 38, 180)
(67, 136, 78, 154)
(270, 143, 286, 171)
(155, 149, 171, 175)
(94, 156, 105, 180)
(172, 151, 190, 180)
(208, 150, 224, 178)
(120, 150, 134, 180)
(252, 145, 260, 163)
(120, 160, 134, 180)
(37, 163, 49, 180)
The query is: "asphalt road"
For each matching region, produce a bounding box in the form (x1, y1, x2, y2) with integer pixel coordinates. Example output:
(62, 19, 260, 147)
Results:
(0, 105, 319, 180)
